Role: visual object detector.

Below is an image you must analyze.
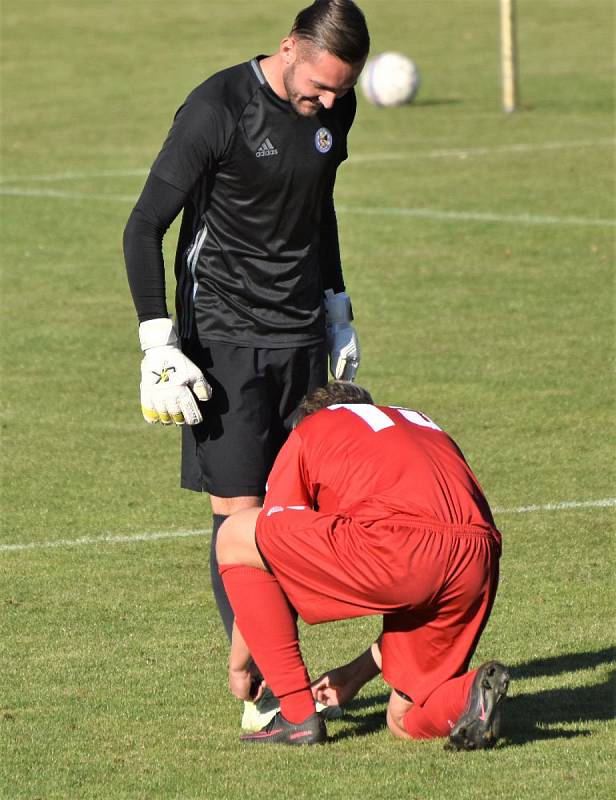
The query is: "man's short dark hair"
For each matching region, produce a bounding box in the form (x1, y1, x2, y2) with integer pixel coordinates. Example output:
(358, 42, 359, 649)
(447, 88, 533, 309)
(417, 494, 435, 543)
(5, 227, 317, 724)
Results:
(294, 380, 374, 426)
(291, 0, 370, 65)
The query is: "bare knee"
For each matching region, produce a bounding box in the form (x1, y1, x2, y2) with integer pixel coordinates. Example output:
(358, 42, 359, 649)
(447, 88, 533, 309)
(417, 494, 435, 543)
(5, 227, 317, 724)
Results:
(386, 691, 413, 740)
(215, 507, 264, 568)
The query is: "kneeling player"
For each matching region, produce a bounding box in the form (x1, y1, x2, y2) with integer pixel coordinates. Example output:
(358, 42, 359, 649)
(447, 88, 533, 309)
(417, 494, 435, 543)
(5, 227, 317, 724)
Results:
(217, 382, 509, 748)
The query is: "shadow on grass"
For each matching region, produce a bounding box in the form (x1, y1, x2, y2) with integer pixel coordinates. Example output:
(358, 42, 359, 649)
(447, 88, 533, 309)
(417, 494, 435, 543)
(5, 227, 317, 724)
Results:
(327, 692, 389, 741)
(509, 647, 615, 681)
(328, 648, 616, 745)
(504, 647, 616, 746)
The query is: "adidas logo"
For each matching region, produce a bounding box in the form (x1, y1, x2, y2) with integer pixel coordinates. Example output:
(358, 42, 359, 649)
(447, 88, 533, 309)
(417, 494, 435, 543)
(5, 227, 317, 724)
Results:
(256, 138, 278, 158)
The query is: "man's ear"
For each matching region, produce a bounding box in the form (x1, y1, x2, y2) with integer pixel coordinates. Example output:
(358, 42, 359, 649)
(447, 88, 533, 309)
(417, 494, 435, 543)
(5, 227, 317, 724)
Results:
(280, 35, 298, 65)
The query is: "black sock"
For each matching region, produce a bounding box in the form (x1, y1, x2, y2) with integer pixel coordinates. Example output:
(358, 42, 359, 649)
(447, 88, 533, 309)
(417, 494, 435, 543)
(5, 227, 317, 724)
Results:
(210, 514, 234, 641)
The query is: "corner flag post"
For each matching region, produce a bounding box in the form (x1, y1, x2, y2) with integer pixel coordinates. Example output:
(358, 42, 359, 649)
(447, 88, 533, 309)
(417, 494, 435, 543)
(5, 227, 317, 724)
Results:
(500, 0, 519, 112)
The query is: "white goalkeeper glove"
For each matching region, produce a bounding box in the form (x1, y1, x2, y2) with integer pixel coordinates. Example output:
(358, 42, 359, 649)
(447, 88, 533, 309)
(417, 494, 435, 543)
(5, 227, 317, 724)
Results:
(138, 318, 212, 426)
(324, 289, 360, 381)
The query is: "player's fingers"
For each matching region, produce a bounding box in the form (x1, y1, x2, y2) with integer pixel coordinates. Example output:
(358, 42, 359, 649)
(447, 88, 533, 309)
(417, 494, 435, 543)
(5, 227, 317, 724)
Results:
(312, 685, 327, 702)
(340, 358, 359, 382)
(333, 355, 349, 380)
(310, 674, 331, 700)
(152, 395, 174, 426)
(330, 353, 342, 380)
(178, 388, 203, 426)
(157, 388, 187, 426)
(192, 376, 212, 402)
(140, 388, 159, 424)
(314, 685, 339, 707)
(167, 399, 186, 426)
(141, 404, 159, 424)
(251, 679, 267, 703)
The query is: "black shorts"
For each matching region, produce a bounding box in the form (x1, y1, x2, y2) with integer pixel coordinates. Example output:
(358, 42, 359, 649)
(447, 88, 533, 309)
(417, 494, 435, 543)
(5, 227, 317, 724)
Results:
(180, 340, 328, 496)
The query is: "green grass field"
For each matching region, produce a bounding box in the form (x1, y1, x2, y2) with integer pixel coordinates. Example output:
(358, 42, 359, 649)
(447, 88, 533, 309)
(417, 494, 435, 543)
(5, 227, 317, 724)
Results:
(1, 1, 614, 797)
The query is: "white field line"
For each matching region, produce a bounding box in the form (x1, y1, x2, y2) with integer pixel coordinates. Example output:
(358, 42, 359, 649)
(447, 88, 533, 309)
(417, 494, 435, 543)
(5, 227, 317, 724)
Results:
(0, 138, 613, 185)
(493, 498, 616, 514)
(350, 138, 616, 163)
(0, 186, 612, 228)
(336, 205, 616, 228)
(0, 168, 149, 185)
(0, 528, 212, 553)
(0, 187, 137, 202)
(1, 498, 614, 553)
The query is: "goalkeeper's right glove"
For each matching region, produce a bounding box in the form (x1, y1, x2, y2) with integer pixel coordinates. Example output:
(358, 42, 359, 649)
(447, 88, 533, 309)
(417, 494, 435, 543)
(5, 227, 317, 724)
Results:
(138, 318, 211, 426)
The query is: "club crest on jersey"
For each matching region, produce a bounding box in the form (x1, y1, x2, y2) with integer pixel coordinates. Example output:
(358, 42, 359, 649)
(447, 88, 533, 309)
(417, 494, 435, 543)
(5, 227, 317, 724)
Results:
(314, 127, 333, 154)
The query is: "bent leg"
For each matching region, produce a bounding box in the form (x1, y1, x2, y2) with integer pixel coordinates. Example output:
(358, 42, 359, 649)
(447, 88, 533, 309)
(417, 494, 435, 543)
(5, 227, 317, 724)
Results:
(382, 528, 501, 742)
(386, 690, 414, 740)
(217, 509, 315, 724)
(400, 672, 477, 739)
(386, 672, 476, 741)
(210, 502, 262, 639)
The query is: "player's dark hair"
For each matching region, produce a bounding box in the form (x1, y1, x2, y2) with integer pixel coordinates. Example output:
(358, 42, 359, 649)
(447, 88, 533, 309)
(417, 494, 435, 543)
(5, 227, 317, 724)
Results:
(294, 381, 374, 426)
(291, 0, 370, 65)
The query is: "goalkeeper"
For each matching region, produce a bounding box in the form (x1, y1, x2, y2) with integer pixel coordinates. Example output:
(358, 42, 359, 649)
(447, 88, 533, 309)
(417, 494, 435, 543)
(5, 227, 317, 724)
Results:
(122, 0, 370, 671)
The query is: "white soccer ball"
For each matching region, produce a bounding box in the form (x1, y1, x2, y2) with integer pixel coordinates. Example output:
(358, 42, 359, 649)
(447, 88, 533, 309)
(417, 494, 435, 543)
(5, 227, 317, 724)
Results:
(360, 52, 421, 107)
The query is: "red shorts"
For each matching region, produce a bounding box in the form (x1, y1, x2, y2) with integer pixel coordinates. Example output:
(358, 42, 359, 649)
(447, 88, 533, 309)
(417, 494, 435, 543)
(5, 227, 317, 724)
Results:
(255, 508, 500, 705)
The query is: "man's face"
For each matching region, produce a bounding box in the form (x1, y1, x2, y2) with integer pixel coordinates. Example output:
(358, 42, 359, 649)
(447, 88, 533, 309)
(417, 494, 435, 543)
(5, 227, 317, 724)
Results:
(282, 42, 364, 117)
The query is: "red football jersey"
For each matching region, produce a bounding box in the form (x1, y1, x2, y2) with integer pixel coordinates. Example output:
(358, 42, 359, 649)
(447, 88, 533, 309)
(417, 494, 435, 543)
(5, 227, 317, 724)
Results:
(263, 404, 495, 528)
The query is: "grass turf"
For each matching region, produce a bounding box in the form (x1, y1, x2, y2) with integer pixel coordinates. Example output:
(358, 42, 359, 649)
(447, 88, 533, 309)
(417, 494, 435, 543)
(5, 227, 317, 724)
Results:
(1, 0, 614, 797)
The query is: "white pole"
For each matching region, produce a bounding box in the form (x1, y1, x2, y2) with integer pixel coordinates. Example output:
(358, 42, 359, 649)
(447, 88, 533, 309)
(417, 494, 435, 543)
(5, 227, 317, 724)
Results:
(500, 0, 519, 112)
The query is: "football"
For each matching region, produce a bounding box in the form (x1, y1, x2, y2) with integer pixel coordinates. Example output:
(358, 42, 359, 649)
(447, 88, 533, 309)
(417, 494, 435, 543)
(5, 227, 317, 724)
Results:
(360, 52, 421, 107)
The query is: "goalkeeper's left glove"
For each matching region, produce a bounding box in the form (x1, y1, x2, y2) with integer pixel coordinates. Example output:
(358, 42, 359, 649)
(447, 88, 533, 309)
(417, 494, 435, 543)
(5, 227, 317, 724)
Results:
(324, 289, 360, 381)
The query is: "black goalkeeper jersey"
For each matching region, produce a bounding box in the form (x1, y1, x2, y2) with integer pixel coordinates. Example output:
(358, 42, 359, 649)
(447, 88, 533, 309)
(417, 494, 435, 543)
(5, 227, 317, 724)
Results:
(145, 57, 356, 347)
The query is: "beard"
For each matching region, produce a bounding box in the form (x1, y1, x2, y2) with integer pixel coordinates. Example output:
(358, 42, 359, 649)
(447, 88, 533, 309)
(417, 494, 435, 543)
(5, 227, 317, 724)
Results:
(282, 63, 322, 117)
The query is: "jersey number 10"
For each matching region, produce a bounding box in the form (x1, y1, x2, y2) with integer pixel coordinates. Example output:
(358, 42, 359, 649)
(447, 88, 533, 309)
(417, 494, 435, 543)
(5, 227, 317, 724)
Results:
(328, 404, 442, 433)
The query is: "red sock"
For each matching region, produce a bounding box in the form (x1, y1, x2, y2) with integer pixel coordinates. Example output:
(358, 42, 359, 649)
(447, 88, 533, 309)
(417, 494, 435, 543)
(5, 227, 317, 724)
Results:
(403, 670, 477, 739)
(219, 564, 315, 724)
(280, 688, 318, 724)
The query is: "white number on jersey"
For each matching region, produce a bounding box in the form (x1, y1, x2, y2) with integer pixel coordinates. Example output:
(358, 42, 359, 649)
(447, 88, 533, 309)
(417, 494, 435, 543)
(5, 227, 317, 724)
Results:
(327, 404, 394, 431)
(392, 407, 442, 432)
(327, 404, 442, 433)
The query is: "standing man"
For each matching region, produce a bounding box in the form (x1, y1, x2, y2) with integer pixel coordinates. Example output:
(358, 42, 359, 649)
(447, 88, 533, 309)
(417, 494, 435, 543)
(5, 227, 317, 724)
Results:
(123, 1, 370, 646)
(216, 382, 509, 748)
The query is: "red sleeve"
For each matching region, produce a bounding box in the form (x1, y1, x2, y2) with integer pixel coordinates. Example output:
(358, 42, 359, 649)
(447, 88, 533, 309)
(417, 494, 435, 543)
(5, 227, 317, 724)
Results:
(263, 430, 314, 512)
